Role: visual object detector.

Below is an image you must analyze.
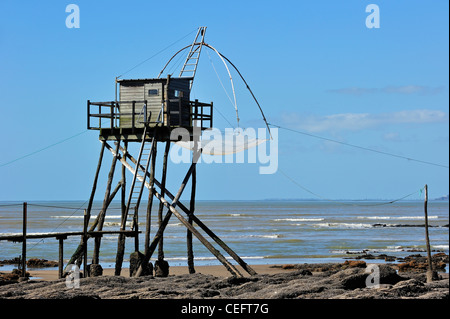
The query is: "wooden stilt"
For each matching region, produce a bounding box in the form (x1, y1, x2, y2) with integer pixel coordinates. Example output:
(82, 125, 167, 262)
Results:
(145, 141, 157, 255)
(134, 206, 139, 251)
(424, 185, 437, 282)
(58, 236, 65, 279)
(21, 202, 27, 278)
(86, 141, 106, 222)
(187, 165, 196, 274)
(65, 142, 105, 272)
(116, 142, 127, 276)
(137, 186, 243, 277)
(114, 144, 257, 276)
(157, 141, 170, 261)
(93, 141, 120, 264)
(65, 180, 122, 271)
(83, 210, 88, 277)
(136, 149, 243, 277)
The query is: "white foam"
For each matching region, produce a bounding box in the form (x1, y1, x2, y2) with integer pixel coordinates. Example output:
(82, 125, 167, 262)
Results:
(274, 218, 325, 222)
(357, 216, 439, 220)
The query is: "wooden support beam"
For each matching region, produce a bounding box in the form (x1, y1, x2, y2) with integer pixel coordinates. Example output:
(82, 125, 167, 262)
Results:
(86, 141, 105, 222)
(187, 165, 196, 274)
(83, 210, 88, 277)
(65, 181, 122, 271)
(158, 141, 170, 261)
(114, 143, 257, 276)
(93, 141, 120, 264)
(21, 202, 27, 277)
(424, 185, 437, 282)
(139, 160, 197, 267)
(145, 141, 157, 255)
(135, 150, 243, 278)
(57, 236, 66, 279)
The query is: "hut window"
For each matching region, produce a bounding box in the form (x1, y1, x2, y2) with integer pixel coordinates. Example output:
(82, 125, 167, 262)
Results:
(174, 90, 183, 98)
(148, 89, 159, 95)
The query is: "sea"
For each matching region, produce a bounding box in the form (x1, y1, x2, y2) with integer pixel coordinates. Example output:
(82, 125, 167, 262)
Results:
(0, 200, 448, 271)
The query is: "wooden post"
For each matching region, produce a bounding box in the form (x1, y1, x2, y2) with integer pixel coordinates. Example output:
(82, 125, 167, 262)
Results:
(157, 141, 170, 261)
(187, 142, 198, 274)
(115, 143, 257, 276)
(86, 141, 105, 221)
(58, 236, 65, 279)
(93, 141, 120, 264)
(145, 141, 157, 255)
(115, 143, 128, 276)
(21, 202, 27, 277)
(134, 206, 139, 252)
(65, 141, 105, 271)
(83, 209, 88, 277)
(424, 185, 436, 282)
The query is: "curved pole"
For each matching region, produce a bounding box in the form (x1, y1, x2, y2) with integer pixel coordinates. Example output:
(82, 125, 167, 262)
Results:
(203, 43, 239, 128)
(203, 44, 272, 139)
(157, 44, 191, 79)
(158, 42, 271, 138)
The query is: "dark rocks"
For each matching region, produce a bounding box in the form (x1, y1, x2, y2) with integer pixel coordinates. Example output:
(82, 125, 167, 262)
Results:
(88, 264, 103, 277)
(129, 251, 153, 277)
(397, 253, 449, 273)
(0, 264, 448, 299)
(154, 259, 169, 277)
(378, 264, 404, 285)
(343, 260, 367, 268)
(26, 258, 58, 268)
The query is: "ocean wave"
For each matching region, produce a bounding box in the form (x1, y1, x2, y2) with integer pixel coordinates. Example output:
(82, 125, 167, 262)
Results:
(357, 216, 439, 220)
(51, 215, 122, 219)
(433, 245, 449, 250)
(249, 234, 283, 239)
(162, 256, 266, 262)
(312, 222, 444, 229)
(313, 223, 374, 229)
(273, 218, 325, 222)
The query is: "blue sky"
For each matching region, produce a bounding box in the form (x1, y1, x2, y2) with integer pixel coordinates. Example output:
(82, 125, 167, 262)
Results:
(0, 0, 448, 201)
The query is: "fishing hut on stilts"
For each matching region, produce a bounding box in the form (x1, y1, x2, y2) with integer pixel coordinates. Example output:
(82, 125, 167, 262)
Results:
(67, 27, 257, 277)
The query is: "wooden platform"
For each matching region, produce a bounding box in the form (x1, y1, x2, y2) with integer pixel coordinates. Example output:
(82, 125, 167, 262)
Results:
(0, 230, 140, 242)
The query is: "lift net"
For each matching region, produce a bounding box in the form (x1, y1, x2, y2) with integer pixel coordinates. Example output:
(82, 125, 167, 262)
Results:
(175, 130, 267, 155)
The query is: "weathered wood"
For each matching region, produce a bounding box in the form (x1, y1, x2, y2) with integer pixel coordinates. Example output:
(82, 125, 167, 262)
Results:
(135, 150, 243, 278)
(0, 230, 139, 242)
(122, 127, 148, 230)
(145, 141, 157, 255)
(136, 185, 242, 277)
(115, 143, 257, 276)
(139, 160, 197, 269)
(424, 185, 436, 283)
(187, 165, 196, 274)
(22, 202, 27, 277)
(86, 141, 105, 223)
(93, 141, 120, 264)
(134, 206, 139, 252)
(115, 142, 127, 276)
(158, 141, 170, 260)
(58, 237, 64, 279)
(83, 210, 88, 277)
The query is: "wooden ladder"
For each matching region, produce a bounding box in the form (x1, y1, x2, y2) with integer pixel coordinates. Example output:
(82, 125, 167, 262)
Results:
(121, 126, 156, 232)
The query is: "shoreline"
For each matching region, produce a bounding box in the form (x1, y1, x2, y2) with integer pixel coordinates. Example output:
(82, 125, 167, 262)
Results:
(27, 264, 299, 281)
(1, 260, 448, 300)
